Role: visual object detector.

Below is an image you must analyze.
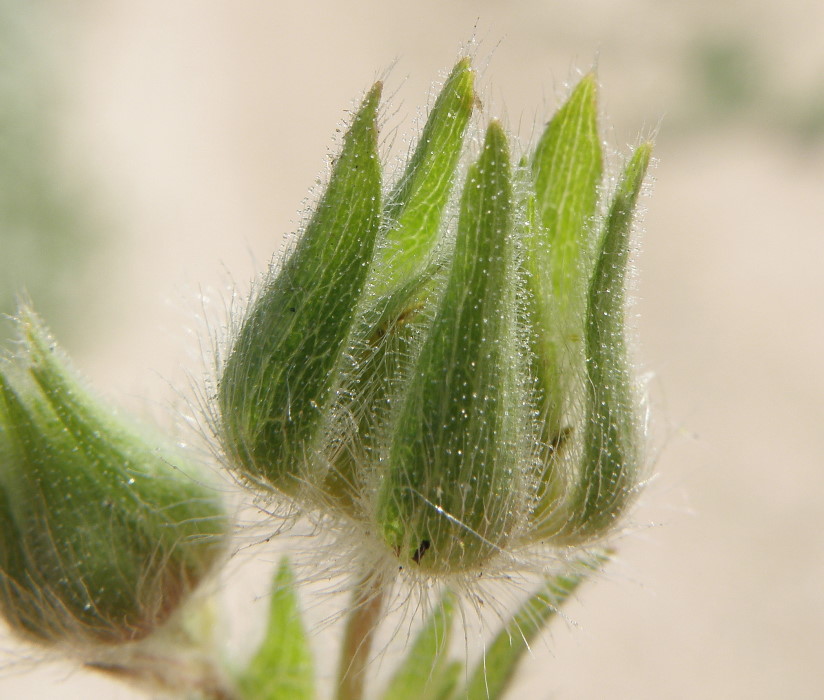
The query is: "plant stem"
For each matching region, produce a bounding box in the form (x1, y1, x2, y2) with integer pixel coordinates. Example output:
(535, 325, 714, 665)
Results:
(335, 573, 387, 700)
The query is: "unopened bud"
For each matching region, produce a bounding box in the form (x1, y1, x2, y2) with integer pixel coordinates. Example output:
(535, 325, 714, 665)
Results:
(216, 63, 653, 578)
(0, 310, 228, 646)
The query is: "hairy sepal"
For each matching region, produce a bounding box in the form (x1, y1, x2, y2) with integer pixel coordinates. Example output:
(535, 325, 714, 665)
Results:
(218, 84, 383, 496)
(548, 143, 652, 543)
(323, 59, 475, 516)
(377, 122, 525, 574)
(523, 74, 603, 536)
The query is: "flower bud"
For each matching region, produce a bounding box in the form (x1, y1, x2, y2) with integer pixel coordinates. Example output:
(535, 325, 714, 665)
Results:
(216, 62, 653, 578)
(0, 310, 228, 646)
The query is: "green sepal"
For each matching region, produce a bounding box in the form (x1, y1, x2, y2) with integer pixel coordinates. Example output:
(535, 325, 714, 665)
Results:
(432, 661, 463, 700)
(372, 57, 475, 296)
(463, 552, 609, 700)
(321, 60, 475, 516)
(526, 73, 603, 435)
(559, 143, 652, 542)
(21, 312, 227, 555)
(377, 121, 523, 573)
(0, 311, 228, 645)
(218, 83, 383, 495)
(236, 559, 314, 700)
(530, 73, 603, 297)
(523, 75, 604, 537)
(320, 267, 437, 515)
(379, 593, 457, 700)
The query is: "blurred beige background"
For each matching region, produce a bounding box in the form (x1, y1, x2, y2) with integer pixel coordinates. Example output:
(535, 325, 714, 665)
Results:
(2, 1, 824, 698)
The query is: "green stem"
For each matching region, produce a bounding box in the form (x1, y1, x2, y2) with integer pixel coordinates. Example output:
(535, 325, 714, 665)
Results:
(335, 574, 387, 700)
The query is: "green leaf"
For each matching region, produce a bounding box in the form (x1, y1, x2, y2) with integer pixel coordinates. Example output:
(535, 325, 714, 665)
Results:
(218, 83, 383, 494)
(380, 594, 458, 700)
(568, 143, 652, 539)
(464, 553, 609, 700)
(237, 559, 314, 700)
(377, 121, 524, 574)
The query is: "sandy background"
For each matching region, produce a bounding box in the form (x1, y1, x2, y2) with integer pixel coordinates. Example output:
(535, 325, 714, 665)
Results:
(2, 1, 824, 698)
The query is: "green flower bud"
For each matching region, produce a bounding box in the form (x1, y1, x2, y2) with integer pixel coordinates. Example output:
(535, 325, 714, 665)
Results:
(0, 310, 228, 646)
(216, 62, 652, 577)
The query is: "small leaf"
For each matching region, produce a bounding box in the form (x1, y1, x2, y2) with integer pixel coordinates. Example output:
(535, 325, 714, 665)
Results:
(237, 559, 314, 700)
(380, 594, 457, 700)
(377, 121, 524, 573)
(218, 83, 383, 494)
(464, 552, 609, 700)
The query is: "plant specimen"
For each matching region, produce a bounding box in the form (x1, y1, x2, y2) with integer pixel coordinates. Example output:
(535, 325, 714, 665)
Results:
(0, 55, 652, 699)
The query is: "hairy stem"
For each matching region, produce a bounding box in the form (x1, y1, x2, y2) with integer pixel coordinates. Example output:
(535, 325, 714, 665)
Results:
(335, 574, 387, 700)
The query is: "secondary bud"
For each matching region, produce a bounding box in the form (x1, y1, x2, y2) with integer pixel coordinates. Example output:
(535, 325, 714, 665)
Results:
(0, 311, 228, 646)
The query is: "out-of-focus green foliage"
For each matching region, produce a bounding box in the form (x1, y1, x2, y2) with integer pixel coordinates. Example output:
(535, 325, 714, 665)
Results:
(236, 560, 314, 700)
